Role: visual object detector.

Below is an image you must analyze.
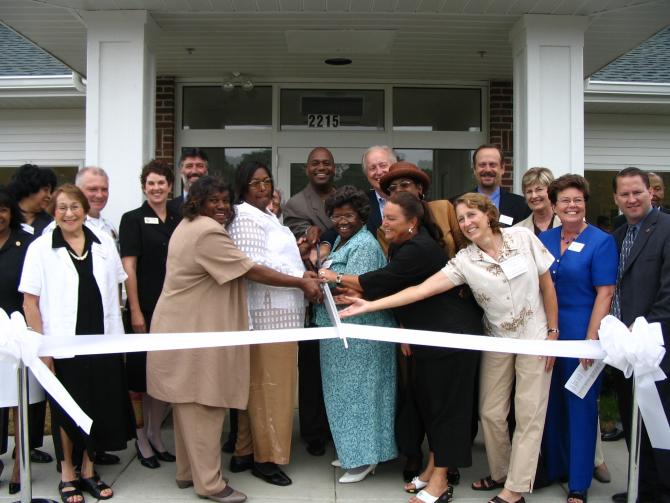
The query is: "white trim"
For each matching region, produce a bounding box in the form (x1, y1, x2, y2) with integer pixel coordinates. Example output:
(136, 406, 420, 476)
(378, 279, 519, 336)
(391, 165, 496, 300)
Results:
(585, 79, 670, 104)
(0, 74, 85, 98)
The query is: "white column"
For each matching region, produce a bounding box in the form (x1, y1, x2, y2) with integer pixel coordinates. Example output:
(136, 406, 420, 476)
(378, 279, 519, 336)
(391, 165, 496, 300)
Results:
(81, 10, 158, 227)
(510, 15, 588, 193)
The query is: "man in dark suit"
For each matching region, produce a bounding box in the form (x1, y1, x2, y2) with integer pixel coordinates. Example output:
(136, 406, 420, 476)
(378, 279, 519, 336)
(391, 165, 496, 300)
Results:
(613, 172, 670, 230)
(283, 147, 336, 457)
(167, 148, 209, 212)
(611, 167, 670, 503)
(361, 145, 396, 235)
(471, 144, 530, 226)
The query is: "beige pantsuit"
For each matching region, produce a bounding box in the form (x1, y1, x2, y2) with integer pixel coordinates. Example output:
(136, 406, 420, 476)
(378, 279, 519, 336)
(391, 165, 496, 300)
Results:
(479, 351, 552, 493)
(173, 403, 227, 496)
(234, 341, 297, 464)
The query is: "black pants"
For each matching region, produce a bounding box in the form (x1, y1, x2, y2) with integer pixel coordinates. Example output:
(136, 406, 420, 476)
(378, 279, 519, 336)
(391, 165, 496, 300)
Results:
(614, 361, 670, 503)
(298, 339, 330, 444)
(395, 351, 425, 461)
(0, 401, 46, 455)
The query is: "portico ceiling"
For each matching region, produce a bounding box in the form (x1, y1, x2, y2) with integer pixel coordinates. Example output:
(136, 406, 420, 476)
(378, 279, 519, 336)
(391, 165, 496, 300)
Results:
(1, 0, 668, 82)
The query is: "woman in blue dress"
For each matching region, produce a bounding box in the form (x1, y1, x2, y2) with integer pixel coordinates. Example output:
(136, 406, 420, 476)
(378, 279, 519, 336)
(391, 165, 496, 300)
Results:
(539, 174, 618, 503)
(314, 185, 397, 484)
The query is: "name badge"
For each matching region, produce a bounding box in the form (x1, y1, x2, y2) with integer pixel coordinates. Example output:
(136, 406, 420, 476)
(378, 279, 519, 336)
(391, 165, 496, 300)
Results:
(499, 214, 514, 226)
(499, 254, 528, 280)
(21, 223, 35, 235)
(568, 241, 585, 252)
(144, 217, 159, 224)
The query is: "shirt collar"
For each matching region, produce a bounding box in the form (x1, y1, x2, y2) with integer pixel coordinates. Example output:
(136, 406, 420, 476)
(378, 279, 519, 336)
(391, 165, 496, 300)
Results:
(52, 225, 101, 249)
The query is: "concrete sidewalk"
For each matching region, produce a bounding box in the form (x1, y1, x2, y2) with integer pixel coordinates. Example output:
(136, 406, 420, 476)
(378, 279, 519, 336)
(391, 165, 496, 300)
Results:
(0, 419, 629, 502)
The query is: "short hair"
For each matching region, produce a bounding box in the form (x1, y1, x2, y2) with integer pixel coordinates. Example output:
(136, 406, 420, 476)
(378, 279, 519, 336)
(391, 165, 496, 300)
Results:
(179, 148, 209, 166)
(8, 164, 58, 201)
(454, 192, 501, 238)
(361, 145, 397, 173)
(613, 167, 650, 192)
(48, 184, 90, 215)
(0, 187, 24, 230)
(548, 174, 590, 204)
(183, 176, 234, 224)
(521, 167, 554, 192)
(75, 166, 109, 187)
(235, 161, 273, 204)
(472, 144, 505, 167)
(325, 185, 370, 224)
(140, 160, 174, 187)
(307, 147, 334, 163)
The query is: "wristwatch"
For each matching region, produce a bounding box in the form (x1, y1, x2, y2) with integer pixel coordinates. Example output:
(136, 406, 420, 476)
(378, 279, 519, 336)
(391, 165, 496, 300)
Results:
(336, 273, 343, 285)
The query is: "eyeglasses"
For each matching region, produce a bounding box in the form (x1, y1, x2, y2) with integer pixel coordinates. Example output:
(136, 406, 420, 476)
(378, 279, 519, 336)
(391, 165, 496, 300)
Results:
(330, 213, 358, 223)
(557, 197, 585, 206)
(387, 180, 416, 193)
(55, 203, 83, 213)
(248, 178, 272, 189)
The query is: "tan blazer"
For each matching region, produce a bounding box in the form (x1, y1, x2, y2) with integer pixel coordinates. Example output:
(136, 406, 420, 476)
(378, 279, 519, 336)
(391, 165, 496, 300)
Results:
(147, 216, 254, 409)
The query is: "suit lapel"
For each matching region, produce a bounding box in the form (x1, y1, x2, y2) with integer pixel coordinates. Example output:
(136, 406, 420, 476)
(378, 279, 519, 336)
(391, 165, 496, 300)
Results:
(623, 210, 659, 274)
(305, 185, 331, 229)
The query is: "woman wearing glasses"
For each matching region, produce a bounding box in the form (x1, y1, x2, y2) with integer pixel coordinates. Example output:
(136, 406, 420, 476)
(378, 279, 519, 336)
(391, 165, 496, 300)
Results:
(315, 185, 397, 484)
(226, 162, 311, 487)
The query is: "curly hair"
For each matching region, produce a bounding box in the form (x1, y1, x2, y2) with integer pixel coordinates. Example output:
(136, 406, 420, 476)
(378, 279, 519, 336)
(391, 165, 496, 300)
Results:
(234, 161, 273, 205)
(140, 160, 174, 187)
(548, 174, 590, 204)
(325, 185, 370, 223)
(454, 192, 501, 240)
(182, 176, 234, 225)
(0, 187, 24, 231)
(8, 164, 58, 201)
(48, 184, 91, 216)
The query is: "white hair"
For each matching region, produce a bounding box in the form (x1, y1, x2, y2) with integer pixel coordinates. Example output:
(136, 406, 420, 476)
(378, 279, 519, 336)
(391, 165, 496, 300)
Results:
(75, 166, 109, 187)
(361, 145, 397, 173)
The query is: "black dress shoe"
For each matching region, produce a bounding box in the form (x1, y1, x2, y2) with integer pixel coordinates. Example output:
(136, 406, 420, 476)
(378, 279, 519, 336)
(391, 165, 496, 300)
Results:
(9, 481, 20, 495)
(602, 427, 625, 442)
(612, 492, 627, 503)
(229, 455, 254, 473)
(306, 439, 326, 456)
(94, 452, 120, 465)
(12, 448, 53, 464)
(252, 462, 292, 486)
(148, 440, 176, 462)
(135, 441, 160, 469)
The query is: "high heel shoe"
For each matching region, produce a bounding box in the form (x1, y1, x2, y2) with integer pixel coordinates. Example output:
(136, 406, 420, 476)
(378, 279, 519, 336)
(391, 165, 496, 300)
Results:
(338, 464, 376, 483)
(135, 441, 160, 469)
(148, 439, 176, 462)
(9, 481, 20, 495)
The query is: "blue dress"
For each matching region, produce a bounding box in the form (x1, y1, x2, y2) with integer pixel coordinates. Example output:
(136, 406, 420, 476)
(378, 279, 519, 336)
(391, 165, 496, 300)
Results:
(315, 227, 398, 470)
(540, 224, 618, 492)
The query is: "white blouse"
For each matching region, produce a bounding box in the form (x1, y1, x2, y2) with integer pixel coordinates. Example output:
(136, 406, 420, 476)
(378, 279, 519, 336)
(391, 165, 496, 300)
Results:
(228, 202, 306, 326)
(441, 226, 555, 340)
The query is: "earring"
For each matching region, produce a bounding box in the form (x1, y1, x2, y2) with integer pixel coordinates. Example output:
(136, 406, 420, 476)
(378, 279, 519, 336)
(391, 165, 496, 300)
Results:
(408, 226, 414, 234)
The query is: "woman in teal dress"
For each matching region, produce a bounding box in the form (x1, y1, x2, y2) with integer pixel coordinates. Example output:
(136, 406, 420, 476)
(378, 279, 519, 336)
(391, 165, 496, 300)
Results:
(539, 175, 618, 503)
(315, 185, 397, 484)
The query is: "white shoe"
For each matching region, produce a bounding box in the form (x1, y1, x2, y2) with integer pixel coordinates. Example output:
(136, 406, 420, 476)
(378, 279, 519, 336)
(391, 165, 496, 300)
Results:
(338, 464, 376, 483)
(331, 459, 341, 467)
(406, 475, 429, 493)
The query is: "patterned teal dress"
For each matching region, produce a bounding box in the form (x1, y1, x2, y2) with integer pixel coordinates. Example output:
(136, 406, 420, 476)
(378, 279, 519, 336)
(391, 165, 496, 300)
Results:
(315, 227, 397, 469)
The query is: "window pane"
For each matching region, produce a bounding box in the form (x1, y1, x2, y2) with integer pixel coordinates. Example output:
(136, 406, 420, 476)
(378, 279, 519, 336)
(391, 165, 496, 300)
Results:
(182, 86, 272, 130)
(393, 88, 481, 132)
(0, 166, 77, 186)
(280, 89, 384, 131)
(395, 149, 475, 200)
(290, 162, 367, 197)
(180, 147, 271, 186)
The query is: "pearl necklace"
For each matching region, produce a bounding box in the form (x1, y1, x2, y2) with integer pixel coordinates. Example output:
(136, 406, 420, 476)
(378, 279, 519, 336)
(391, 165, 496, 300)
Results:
(67, 248, 89, 261)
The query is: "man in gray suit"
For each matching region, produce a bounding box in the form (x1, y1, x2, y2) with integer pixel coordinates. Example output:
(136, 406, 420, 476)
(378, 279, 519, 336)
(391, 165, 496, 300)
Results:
(283, 146, 336, 457)
(611, 167, 670, 503)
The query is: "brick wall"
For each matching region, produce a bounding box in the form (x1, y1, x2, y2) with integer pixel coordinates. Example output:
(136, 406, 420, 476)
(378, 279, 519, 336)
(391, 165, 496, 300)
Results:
(155, 76, 175, 169)
(489, 81, 513, 190)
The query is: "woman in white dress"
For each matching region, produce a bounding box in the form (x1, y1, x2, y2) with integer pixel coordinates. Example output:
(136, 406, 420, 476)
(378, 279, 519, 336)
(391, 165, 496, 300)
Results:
(227, 162, 308, 487)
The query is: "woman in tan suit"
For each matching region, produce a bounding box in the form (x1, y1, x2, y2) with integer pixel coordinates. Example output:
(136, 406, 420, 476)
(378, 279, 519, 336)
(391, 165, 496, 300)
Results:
(146, 177, 321, 503)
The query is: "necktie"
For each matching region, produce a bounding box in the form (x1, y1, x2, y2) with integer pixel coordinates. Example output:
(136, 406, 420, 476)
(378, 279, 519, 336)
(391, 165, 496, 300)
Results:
(611, 224, 637, 319)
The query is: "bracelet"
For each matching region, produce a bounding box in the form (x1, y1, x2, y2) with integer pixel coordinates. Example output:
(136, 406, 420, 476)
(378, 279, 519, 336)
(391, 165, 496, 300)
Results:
(547, 328, 560, 334)
(336, 273, 343, 285)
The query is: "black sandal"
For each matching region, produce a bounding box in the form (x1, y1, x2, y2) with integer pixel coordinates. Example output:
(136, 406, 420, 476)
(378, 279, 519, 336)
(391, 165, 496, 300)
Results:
(472, 475, 505, 491)
(58, 480, 84, 503)
(568, 491, 587, 503)
(79, 474, 113, 500)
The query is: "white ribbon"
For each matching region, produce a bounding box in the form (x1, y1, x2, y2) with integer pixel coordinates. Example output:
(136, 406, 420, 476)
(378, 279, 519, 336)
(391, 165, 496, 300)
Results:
(599, 315, 670, 449)
(0, 310, 92, 433)
(1, 308, 667, 448)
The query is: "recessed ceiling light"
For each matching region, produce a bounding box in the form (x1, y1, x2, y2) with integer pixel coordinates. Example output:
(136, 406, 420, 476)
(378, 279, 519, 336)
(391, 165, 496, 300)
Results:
(325, 58, 352, 66)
